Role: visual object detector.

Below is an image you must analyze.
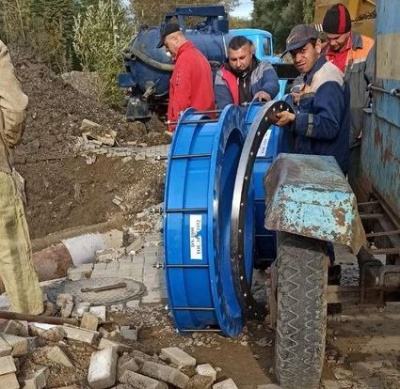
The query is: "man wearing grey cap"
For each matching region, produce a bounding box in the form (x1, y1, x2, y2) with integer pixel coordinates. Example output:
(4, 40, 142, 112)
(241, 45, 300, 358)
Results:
(157, 23, 214, 133)
(270, 24, 350, 174)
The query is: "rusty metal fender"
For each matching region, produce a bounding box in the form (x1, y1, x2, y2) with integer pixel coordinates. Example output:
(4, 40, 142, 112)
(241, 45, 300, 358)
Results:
(264, 153, 366, 253)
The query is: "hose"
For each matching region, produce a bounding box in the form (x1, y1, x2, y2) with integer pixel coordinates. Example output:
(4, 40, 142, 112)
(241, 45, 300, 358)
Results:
(128, 46, 221, 72)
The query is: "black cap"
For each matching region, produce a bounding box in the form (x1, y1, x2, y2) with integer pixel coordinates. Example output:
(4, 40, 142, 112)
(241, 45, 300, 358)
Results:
(281, 24, 318, 56)
(322, 3, 351, 34)
(156, 23, 181, 48)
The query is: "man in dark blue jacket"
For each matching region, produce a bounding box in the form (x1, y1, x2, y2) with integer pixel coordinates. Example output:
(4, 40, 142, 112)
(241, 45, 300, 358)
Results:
(271, 24, 350, 174)
(214, 36, 279, 109)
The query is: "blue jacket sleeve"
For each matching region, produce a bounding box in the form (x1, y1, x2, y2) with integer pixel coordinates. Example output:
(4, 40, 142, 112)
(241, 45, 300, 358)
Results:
(251, 62, 279, 100)
(294, 81, 346, 140)
(214, 70, 234, 109)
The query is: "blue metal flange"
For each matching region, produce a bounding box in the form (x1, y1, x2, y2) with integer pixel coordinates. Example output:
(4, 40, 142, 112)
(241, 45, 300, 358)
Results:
(163, 105, 253, 337)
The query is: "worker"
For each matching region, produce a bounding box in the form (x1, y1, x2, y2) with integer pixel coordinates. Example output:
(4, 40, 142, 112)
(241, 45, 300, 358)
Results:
(157, 23, 215, 133)
(322, 3, 375, 188)
(0, 39, 43, 314)
(270, 24, 350, 175)
(214, 36, 280, 109)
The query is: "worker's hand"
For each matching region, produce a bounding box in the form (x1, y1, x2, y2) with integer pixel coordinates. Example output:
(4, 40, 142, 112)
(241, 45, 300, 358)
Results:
(291, 92, 301, 104)
(269, 111, 295, 127)
(253, 91, 272, 102)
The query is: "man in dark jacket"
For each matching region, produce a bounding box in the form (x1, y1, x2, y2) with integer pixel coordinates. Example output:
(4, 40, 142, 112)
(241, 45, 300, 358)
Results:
(214, 36, 279, 109)
(157, 23, 215, 132)
(270, 24, 350, 174)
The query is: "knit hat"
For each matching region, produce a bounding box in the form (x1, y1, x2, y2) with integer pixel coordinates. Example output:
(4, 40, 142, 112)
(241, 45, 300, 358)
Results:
(322, 3, 351, 34)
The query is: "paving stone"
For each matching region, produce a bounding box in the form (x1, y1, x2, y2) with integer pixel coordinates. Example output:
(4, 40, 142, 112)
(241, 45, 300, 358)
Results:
(87, 346, 117, 389)
(212, 378, 239, 389)
(160, 347, 196, 369)
(117, 355, 139, 379)
(0, 355, 16, 375)
(99, 338, 132, 354)
(0, 373, 19, 389)
(22, 367, 49, 389)
(3, 320, 23, 336)
(63, 325, 98, 344)
(81, 313, 99, 331)
(118, 370, 167, 389)
(195, 364, 217, 382)
(120, 326, 138, 341)
(1, 333, 28, 356)
(0, 335, 12, 357)
(140, 360, 189, 389)
(89, 306, 107, 322)
(46, 346, 74, 367)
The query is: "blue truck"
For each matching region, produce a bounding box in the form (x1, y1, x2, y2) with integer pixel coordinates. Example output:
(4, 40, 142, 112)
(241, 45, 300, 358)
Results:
(118, 5, 285, 121)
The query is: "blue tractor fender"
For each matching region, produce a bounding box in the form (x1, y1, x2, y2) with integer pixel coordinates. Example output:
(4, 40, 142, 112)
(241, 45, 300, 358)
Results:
(264, 153, 367, 254)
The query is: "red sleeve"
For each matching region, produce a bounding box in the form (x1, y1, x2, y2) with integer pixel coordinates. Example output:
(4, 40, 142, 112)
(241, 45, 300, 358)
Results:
(169, 60, 192, 121)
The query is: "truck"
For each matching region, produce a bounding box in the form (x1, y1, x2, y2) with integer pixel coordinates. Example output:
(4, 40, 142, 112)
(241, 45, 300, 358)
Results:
(118, 5, 284, 121)
(162, 1, 400, 389)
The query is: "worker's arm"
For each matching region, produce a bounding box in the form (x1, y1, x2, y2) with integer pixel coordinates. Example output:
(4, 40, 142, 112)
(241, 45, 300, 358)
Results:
(293, 81, 347, 140)
(0, 40, 28, 147)
(251, 61, 280, 101)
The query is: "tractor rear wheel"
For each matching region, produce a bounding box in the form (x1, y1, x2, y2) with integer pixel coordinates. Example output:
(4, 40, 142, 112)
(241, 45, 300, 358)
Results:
(274, 232, 328, 389)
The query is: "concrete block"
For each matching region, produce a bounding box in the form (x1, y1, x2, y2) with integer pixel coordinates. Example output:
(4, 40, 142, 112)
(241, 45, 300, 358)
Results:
(87, 346, 117, 389)
(0, 335, 12, 357)
(160, 347, 196, 369)
(1, 333, 28, 356)
(119, 370, 166, 389)
(0, 355, 17, 375)
(22, 367, 49, 389)
(117, 355, 139, 379)
(213, 379, 239, 389)
(46, 346, 74, 367)
(140, 360, 190, 389)
(187, 374, 214, 389)
(3, 320, 23, 336)
(81, 313, 99, 331)
(0, 373, 19, 389)
(195, 364, 217, 382)
(63, 325, 98, 344)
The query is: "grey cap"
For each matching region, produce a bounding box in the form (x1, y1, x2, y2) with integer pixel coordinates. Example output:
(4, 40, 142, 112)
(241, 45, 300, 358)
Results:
(156, 23, 181, 48)
(281, 24, 318, 56)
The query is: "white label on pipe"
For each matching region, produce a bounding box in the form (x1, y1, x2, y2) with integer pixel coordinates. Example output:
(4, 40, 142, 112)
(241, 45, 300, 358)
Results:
(189, 214, 203, 260)
(257, 129, 272, 157)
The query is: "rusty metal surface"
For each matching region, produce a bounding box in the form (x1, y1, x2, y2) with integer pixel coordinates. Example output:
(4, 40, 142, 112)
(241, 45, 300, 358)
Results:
(264, 153, 366, 253)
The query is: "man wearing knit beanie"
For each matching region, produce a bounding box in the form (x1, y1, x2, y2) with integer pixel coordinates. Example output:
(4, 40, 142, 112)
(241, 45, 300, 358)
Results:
(322, 3, 375, 191)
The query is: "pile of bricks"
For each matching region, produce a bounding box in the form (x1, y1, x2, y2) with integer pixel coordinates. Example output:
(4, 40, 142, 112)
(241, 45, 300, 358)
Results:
(0, 315, 247, 389)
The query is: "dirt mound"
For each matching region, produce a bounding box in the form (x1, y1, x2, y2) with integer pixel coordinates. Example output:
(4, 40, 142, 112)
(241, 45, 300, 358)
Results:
(11, 53, 168, 240)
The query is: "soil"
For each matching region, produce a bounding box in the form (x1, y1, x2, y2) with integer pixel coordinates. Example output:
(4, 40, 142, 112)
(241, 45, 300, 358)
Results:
(13, 53, 169, 240)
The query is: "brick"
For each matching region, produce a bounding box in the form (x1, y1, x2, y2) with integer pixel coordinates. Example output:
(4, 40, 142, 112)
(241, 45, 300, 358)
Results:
(119, 370, 166, 389)
(213, 379, 239, 389)
(160, 347, 196, 369)
(0, 355, 16, 375)
(1, 333, 28, 356)
(0, 373, 19, 389)
(140, 360, 189, 389)
(195, 364, 217, 382)
(63, 325, 98, 344)
(22, 367, 49, 389)
(87, 346, 117, 389)
(81, 313, 99, 331)
(0, 335, 12, 357)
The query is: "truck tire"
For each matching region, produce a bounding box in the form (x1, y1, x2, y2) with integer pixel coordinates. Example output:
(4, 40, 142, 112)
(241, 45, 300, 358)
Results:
(274, 232, 328, 389)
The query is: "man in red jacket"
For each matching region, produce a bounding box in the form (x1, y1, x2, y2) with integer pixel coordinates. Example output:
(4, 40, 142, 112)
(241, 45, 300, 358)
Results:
(157, 23, 215, 132)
